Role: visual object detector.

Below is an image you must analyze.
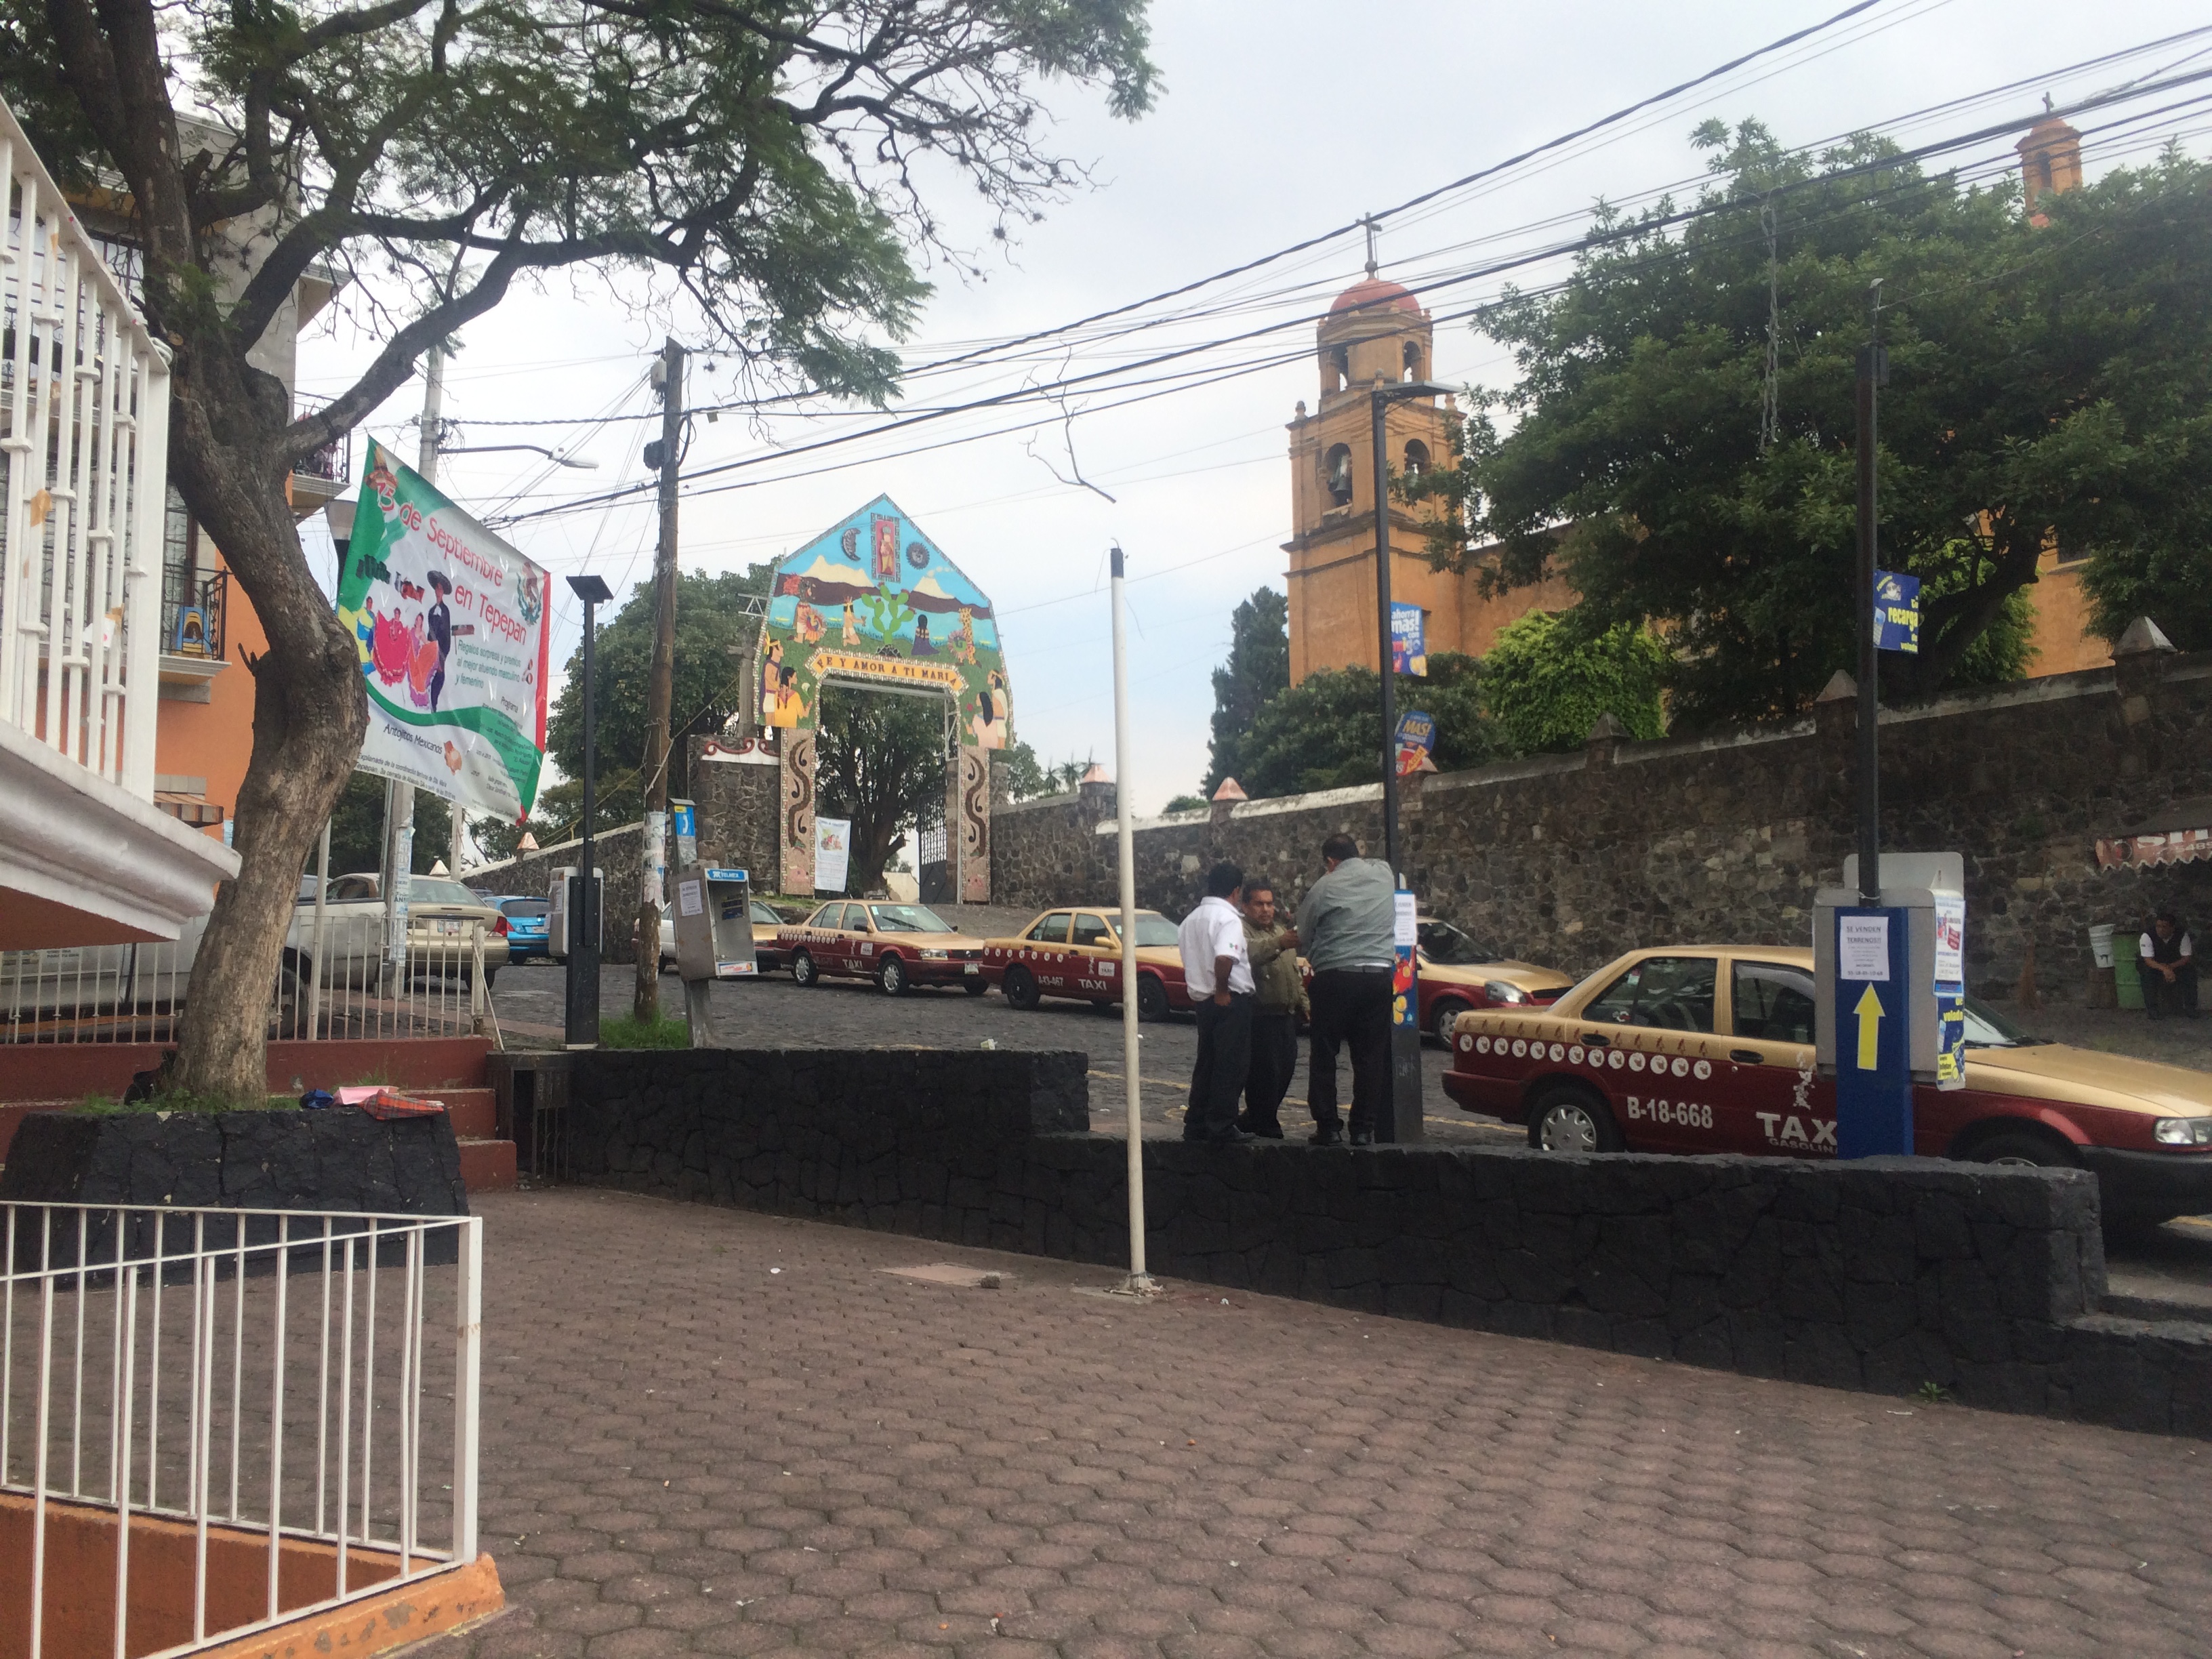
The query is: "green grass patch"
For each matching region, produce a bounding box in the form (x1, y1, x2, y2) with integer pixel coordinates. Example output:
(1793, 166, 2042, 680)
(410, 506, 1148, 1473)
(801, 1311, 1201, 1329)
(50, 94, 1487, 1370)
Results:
(72, 1090, 291, 1115)
(598, 1014, 693, 1050)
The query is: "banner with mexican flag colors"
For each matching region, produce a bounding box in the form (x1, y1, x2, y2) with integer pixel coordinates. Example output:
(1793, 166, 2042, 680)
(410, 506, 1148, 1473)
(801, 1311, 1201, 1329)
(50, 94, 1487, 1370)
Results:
(334, 442, 552, 821)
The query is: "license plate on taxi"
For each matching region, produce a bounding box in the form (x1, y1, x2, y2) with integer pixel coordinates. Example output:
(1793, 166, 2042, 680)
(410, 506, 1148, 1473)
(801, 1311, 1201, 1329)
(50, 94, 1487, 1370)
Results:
(964, 963, 980, 975)
(436, 918, 460, 935)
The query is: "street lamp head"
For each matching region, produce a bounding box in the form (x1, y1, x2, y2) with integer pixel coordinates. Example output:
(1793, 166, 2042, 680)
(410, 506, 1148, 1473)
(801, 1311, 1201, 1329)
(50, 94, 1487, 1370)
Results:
(567, 573, 614, 607)
(1376, 378, 1458, 405)
(324, 497, 357, 545)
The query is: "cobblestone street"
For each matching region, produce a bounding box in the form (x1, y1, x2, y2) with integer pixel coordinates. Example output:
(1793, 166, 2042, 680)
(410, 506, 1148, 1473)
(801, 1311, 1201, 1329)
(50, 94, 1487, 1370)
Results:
(426, 1188, 2212, 1659)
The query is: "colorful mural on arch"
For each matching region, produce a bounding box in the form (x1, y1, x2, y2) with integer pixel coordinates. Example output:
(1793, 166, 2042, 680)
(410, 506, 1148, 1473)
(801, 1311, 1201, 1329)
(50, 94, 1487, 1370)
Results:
(758, 497, 1006, 900)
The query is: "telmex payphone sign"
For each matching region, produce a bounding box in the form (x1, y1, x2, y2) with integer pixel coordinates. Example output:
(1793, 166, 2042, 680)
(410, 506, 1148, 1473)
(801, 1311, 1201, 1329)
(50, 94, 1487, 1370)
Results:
(1814, 852, 1967, 1090)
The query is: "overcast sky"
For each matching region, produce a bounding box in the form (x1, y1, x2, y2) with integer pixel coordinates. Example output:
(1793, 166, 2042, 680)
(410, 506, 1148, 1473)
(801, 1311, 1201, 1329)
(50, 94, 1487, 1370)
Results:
(298, 0, 2209, 819)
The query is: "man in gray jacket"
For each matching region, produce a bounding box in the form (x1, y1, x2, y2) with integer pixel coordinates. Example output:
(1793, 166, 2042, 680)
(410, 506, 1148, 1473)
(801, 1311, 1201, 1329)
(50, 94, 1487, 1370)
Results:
(1293, 833, 1397, 1145)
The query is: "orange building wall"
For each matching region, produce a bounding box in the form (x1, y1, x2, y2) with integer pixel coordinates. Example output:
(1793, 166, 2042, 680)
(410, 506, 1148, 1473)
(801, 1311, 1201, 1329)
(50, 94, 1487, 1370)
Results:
(155, 544, 266, 844)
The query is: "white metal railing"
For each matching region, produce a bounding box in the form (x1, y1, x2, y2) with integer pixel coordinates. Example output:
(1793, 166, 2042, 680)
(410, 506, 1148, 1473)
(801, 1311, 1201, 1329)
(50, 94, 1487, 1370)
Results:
(0, 96, 172, 796)
(2, 1203, 482, 1658)
(0, 923, 501, 1048)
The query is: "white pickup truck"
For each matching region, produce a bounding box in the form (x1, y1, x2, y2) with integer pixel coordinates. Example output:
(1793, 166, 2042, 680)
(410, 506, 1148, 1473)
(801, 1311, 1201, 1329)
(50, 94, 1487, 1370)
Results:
(0, 874, 508, 1027)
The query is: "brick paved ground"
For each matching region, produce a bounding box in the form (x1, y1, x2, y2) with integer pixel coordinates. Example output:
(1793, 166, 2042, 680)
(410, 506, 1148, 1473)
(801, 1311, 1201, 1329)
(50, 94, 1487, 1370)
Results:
(422, 1188, 2212, 1659)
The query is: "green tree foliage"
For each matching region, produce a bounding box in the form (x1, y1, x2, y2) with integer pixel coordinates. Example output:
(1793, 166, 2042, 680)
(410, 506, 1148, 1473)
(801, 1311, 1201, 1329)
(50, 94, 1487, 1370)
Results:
(1162, 794, 1208, 814)
(1404, 123, 2211, 730)
(545, 567, 773, 812)
(1479, 612, 1670, 756)
(3, 0, 1155, 1100)
(1204, 588, 1289, 793)
(814, 688, 947, 895)
(325, 772, 449, 878)
(1233, 653, 1494, 798)
(995, 743, 1089, 802)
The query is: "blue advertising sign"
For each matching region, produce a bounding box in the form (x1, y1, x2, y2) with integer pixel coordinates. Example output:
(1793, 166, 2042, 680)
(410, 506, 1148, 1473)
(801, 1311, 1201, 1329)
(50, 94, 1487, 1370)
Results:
(1394, 709, 1436, 754)
(1393, 889, 1418, 1030)
(1874, 570, 1921, 654)
(1832, 906, 1914, 1157)
(1390, 602, 1427, 676)
(672, 799, 697, 867)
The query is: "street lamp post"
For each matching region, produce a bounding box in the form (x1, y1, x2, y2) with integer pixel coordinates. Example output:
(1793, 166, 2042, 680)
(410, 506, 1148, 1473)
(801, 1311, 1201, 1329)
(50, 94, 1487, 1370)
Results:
(1369, 377, 1455, 1144)
(565, 573, 614, 1048)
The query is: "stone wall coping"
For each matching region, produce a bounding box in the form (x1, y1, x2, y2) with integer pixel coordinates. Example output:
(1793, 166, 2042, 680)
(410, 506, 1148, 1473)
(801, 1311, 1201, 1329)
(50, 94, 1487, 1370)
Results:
(992, 790, 1082, 820)
(470, 819, 644, 881)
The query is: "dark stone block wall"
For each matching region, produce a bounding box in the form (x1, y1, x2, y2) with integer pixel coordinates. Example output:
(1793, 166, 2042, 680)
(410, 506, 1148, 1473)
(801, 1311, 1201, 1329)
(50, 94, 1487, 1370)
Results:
(0, 1106, 470, 1215)
(559, 1048, 2211, 1437)
(992, 653, 2212, 1001)
(472, 821, 647, 964)
(686, 737, 781, 887)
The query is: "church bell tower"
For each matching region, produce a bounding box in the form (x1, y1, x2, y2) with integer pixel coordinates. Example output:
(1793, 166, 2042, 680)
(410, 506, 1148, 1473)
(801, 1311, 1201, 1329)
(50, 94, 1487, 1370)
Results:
(1282, 254, 1454, 685)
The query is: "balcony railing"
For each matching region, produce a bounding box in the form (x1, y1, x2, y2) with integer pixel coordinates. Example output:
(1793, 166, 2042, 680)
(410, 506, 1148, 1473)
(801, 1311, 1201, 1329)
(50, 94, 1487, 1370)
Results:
(161, 568, 226, 665)
(290, 401, 352, 490)
(0, 96, 171, 797)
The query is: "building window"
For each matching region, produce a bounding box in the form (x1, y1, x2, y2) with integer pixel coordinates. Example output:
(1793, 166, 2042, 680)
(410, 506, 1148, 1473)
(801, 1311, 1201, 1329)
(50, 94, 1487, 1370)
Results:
(1324, 444, 1353, 506)
(1403, 341, 1422, 382)
(2035, 151, 2053, 195)
(1404, 439, 1431, 476)
(1326, 345, 1349, 394)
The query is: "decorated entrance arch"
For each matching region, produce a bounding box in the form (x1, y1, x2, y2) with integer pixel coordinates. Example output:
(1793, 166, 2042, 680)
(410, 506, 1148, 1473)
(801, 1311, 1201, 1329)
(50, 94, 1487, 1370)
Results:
(757, 495, 1008, 899)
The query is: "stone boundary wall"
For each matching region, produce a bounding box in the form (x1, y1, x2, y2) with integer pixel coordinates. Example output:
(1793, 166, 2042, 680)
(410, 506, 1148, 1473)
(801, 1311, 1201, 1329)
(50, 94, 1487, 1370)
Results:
(537, 1048, 2212, 1437)
(992, 651, 2212, 1000)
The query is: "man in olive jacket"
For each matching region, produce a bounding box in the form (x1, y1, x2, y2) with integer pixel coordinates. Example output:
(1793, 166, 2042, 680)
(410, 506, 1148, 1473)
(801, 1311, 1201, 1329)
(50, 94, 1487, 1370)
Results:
(1236, 879, 1307, 1139)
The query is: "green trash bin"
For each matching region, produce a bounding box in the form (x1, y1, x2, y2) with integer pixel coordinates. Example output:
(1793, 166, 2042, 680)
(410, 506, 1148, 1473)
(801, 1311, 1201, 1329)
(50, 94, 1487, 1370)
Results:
(2115, 948, 2144, 1010)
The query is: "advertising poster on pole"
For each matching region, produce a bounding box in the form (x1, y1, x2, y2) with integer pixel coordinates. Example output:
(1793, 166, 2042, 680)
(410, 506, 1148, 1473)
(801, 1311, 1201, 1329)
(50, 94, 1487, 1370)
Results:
(335, 442, 552, 821)
(1389, 602, 1427, 676)
(1873, 570, 1921, 653)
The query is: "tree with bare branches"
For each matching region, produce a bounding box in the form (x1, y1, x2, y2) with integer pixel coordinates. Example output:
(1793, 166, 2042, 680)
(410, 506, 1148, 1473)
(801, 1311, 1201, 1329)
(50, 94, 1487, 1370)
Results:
(1, 0, 1155, 1099)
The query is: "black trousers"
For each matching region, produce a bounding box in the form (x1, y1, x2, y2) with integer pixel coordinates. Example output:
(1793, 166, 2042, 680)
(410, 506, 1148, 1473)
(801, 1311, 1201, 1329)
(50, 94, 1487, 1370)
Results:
(1307, 968, 1393, 1134)
(1241, 1010, 1299, 1131)
(1185, 992, 1254, 1141)
(2145, 960, 2199, 1018)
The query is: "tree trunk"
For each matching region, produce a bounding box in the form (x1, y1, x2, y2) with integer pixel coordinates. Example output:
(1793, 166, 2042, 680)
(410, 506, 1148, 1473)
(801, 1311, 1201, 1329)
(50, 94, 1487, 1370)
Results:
(161, 356, 367, 1104)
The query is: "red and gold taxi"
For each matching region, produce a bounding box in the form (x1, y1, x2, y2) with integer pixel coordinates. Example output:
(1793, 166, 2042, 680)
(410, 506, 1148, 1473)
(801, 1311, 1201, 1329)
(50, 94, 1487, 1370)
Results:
(982, 907, 1195, 1021)
(777, 901, 991, 996)
(1414, 917, 1575, 1042)
(1442, 945, 2212, 1230)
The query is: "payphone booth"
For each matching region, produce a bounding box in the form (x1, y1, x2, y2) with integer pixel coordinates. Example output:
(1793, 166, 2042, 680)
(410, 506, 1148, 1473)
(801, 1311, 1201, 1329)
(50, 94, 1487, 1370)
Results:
(547, 865, 604, 962)
(1814, 851, 1967, 1158)
(673, 867, 757, 981)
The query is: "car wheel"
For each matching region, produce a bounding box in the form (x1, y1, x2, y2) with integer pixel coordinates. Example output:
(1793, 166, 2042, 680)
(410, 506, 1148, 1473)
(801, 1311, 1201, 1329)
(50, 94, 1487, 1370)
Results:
(1431, 998, 1471, 1045)
(1528, 1082, 1623, 1153)
(878, 955, 909, 996)
(964, 978, 989, 997)
(1003, 964, 1040, 1010)
(1963, 1126, 2083, 1169)
(1136, 975, 1170, 1023)
(792, 949, 819, 987)
(483, 966, 498, 990)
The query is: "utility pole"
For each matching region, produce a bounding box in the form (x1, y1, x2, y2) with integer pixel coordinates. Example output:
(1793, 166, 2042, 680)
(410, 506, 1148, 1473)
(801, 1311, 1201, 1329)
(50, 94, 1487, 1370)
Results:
(382, 344, 443, 969)
(1854, 281, 1885, 908)
(634, 338, 685, 1023)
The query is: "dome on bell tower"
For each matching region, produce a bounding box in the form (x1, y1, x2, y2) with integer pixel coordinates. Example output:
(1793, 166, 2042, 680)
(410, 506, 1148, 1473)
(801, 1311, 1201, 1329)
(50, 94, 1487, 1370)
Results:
(1329, 276, 1420, 314)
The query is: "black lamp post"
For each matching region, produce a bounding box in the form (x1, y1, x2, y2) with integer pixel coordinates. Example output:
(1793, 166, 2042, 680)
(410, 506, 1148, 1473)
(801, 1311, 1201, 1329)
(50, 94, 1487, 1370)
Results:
(1368, 376, 1455, 1145)
(565, 573, 613, 1049)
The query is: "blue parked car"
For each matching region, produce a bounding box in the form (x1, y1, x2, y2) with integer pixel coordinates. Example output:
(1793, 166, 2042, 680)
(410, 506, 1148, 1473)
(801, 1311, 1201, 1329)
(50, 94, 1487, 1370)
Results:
(491, 894, 552, 963)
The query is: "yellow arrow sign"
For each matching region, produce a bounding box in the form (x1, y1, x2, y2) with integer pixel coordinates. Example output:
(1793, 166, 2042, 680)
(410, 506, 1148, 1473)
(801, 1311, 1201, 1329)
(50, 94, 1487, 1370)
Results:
(1853, 983, 1885, 1070)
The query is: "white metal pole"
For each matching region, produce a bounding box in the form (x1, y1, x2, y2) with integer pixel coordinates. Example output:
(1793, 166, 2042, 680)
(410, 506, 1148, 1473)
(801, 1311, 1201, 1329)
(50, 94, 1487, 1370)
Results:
(1109, 546, 1152, 1293)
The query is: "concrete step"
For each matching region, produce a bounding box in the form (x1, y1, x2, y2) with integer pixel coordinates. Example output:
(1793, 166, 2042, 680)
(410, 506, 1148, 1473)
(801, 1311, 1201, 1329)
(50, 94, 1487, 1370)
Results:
(458, 1137, 517, 1193)
(441, 1087, 498, 1140)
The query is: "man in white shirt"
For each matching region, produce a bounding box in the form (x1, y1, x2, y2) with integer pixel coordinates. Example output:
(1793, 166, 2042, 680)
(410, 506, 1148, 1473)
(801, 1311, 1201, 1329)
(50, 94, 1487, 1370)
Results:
(2140, 912, 2198, 1020)
(1177, 861, 1256, 1143)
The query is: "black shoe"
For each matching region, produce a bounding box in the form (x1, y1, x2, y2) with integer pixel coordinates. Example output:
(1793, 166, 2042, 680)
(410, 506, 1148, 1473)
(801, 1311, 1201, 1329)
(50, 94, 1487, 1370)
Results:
(1349, 1129, 1374, 1147)
(1209, 1128, 1257, 1145)
(1309, 1126, 1344, 1146)
(1236, 1114, 1285, 1140)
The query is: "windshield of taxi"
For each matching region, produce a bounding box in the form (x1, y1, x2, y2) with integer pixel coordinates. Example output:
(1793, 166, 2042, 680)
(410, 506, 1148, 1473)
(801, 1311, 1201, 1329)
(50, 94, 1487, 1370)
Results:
(1124, 913, 1181, 947)
(867, 903, 954, 933)
(1961, 996, 2047, 1047)
(1418, 918, 1494, 965)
